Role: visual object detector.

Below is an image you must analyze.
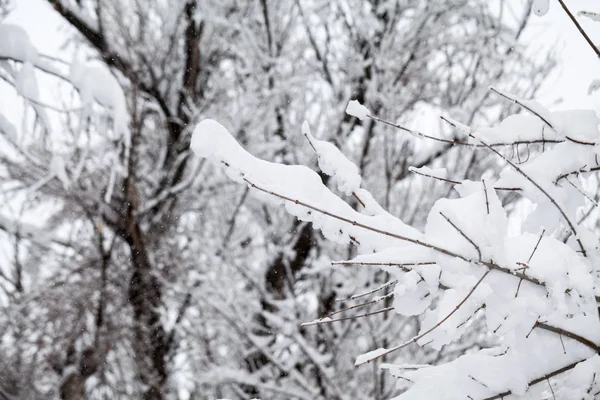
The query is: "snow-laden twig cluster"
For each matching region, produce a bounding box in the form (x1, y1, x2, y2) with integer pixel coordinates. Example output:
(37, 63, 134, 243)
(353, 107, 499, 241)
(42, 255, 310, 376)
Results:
(192, 84, 600, 398)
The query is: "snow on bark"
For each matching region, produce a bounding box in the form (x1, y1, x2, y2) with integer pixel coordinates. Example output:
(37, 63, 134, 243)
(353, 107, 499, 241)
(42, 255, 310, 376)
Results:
(191, 119, 421, 253)
(302, 120, 362, 195)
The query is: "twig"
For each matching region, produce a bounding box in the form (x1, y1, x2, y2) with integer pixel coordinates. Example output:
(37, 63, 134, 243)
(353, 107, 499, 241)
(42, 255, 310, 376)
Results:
(410, 168, 461, 185)
(490, 87, 554, 129)
(332, 260, 436, 272)
(470, 134, 587, 257)
(469, 374, 489, 389)
(547, 377, 556, 399)
(218, 186, 249, 253)
(456, 304, 486, 329)
(559, 334, 566, 355)
(325, 292, 393, 319)
(535, 321, 600, 352)
(243, 177, 473, 262)
(0, 56, 71, 84)
(527, 229, 546, 264)
(409, 168, 520, 191)
(378, 114, 564, 149)
(489, 87, 595, 145)
(300, 307, 394, 326)
(555, 166, 600, 183)
(440, 115, 563, 147)
(481, 358, 589, 400)
(241, 177, 565, 298)
(21, 94, 82, 114)
(439, 212, 482, 260)
(335, 279, 398, 302)
(587, 372, 596, 394)
(557, 0, 600, 58)
(355, 270, 491, 365)
(241, 176, 600, 352)
(565, 178, 598, 207)
(302, 127, 366, 208)
(368, 114, 461, 145)
(482, 179, 490, 214)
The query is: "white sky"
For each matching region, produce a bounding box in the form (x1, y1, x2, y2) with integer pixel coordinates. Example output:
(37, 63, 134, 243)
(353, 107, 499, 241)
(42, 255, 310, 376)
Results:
(5, 0, 600, 110)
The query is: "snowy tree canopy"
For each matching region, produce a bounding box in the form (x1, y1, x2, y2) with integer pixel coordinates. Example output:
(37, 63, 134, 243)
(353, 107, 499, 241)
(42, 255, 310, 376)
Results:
(2, 0, 596, 399)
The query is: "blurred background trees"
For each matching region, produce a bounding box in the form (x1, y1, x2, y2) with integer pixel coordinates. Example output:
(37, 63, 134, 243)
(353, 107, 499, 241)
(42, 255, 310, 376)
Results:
(0, 0, 553, 398)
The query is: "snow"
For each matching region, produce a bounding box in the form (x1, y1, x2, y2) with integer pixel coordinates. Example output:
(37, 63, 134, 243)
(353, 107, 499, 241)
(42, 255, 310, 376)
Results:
(69, 58, 129, 139)
(0, 112, 17, 142)
(394, 343, 595, 400)
(15, 61, 40, 100)
(355, 348, 389, 366)
(50, 155, 70, 189)
(345, 99, 370, 120)
(13, 61, 50, 129)
(472, 108, 599, 146)
(302, 120, 362, 195)
(532, 0, 550, 17)
(0, 23, 39, 63)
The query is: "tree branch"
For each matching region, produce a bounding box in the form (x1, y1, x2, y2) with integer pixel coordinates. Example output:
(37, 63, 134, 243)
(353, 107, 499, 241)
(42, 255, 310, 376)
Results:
(481, 358, 591, 400)
(557, 0, 600, 59)
(356, 270, 491, 365)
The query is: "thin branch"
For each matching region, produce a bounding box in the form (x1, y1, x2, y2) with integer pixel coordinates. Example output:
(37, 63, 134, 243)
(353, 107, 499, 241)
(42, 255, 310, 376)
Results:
(332, 260, 436, 272)
(482, 179, 490, 214)
(409, 168, 461, 185)
(335, 279, 398, 302)
(300, 307, 394, 327)
(565, 177, 598, 207)
(441, 115, 562, 147)
(557, 0, 600, 58)
(243, 177, 470, 261)
(243, 172, 600, 354)
(302, 128, 366, 208)
(490, 87, 554, 129)
(470, 134, 587, 257)
(368, 115, 460, 145)
(555, 166, 600, 183)
(527, 229, 546, 264)
(0, 56, 71, 84)
(218, 186, 249, 252)
(535, 321, 600, 353)
(241, 177, 558, 296)
(439, 212, 482, 260)
(355, 270, 491, 365)
(21, 94, 82, 114)
(481, 358, 589, 400)
(325, 292, 393, 319)
(489, 87, 595, 146)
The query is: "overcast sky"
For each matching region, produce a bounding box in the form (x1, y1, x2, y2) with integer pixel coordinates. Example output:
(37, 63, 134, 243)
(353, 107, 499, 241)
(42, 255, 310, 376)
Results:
(6, 0, 600, 111)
